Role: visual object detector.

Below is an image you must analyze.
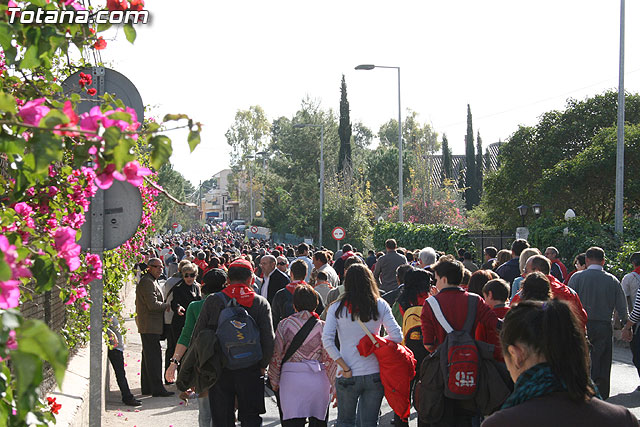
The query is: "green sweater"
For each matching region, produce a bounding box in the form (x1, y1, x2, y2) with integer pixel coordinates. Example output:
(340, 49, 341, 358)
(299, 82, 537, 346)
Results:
(177, 297, 207, 347)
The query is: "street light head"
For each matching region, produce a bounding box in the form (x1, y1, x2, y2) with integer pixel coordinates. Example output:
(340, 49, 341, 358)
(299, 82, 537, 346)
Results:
(532, 203, 542, 217)
(355, 64, 376, 70)
(517, 204, 528, 218)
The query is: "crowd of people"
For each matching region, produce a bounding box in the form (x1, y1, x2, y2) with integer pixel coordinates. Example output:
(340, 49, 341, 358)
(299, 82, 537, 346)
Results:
(124, 227, 640, 426)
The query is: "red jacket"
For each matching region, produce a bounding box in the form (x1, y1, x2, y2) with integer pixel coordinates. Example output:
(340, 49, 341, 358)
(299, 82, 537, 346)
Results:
(512, 274, 588, 328)
(475, 305, 510, 362)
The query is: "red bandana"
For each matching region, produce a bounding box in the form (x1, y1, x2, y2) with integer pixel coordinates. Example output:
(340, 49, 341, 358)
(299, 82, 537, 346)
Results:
(222, 283, 255, 307)
(286, 280, 307, 295)
(634, 266, 640, 275)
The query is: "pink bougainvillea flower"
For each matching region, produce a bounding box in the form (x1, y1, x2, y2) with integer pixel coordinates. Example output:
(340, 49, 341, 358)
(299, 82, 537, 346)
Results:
(122, 161, 151, 187)
(88, 146, 97, 155)
(0, 280, 20, 309)
(18, 98, 50, 127)
(79, 106, 104, 134)
(13, 202, 33, 217)
(6, 330, 17, 350)
(53, 227, 82, 271)
(95, 164, 125, 190)
(54, 101, 80, 136)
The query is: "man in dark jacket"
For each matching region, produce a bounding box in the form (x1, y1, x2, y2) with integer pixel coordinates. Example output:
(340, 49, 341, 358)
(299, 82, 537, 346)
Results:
(192, 259, 275, 427)
(373, 239, 408, 293)
(271, 259, 324, 329)
(135, 258, 173, 397)
(496, 239, 529, 286)
(258, 255, 290, 304)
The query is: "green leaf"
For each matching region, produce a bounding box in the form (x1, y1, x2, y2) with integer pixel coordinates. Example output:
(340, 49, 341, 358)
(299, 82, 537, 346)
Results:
(149, 135, 172, 170)
(32, 134, 63, 174)
(0, 256, 11, 282)
(19, 45, 41, 69)
(163, 114, 189, 122)
(12, 352, 42, 405)
(145, 122, 161, 133)
(97, 23, 112, 33)
(187, 130, 201, 152)
(124, 23, 136, 43)
(0, 139, 26, 155)
(32, 258, 56, 293)
(17, 319, 68, 387)
(0, 23, 12, 52)
(0, 92, 16, 114)
(103, 126, 122, 151)
(42, 109, 69, 128)
(111, 138, 134, 170)
(106, 111, 132, 123)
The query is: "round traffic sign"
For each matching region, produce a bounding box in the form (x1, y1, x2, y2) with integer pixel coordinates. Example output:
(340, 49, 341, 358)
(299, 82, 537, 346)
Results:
(172, 222, 178, 229)
(332, 226, 345, 241)
(250, 226, 258, 234)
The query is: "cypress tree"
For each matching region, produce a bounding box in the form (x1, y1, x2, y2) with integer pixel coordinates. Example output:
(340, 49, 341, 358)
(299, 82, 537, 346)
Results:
(476, 131, 483, 200)
(464, 104, 476, 209)
(338, 74, 352, 174)
(441, 133, 452, 184)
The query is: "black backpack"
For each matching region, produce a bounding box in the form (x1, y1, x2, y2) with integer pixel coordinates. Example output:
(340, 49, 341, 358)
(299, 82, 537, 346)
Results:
(215, 293, 262, 370)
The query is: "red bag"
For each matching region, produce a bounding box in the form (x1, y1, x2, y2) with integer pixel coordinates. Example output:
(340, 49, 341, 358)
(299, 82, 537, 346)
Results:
(356, 319, 416, 419)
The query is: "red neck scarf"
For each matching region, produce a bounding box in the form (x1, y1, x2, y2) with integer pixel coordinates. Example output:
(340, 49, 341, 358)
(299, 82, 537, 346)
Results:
(286, 280, 307, 295)
(634, 266, 640, 275)
(222, 283, 255, 307)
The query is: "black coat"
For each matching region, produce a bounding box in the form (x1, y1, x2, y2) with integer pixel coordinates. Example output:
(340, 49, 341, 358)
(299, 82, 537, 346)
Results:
(264, 269, 290, 304)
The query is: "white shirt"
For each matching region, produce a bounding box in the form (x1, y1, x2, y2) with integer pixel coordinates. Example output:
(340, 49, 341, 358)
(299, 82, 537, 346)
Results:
(622, 271, 640, 310)
(261, 269, 275, 298)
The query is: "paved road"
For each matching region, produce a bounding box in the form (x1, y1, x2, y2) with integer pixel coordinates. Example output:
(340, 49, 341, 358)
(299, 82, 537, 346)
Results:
(103, 285, 640, 426)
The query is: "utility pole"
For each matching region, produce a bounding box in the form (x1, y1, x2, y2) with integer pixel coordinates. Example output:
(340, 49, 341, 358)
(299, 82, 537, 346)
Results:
(615, 0, 625, 235)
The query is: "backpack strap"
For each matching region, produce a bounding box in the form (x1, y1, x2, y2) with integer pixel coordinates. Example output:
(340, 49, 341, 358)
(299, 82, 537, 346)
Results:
(282, 316, 318, 364)
(216, 292, 236, 307)
(462, 294, 478, 334)
(426, 297, 453, 334)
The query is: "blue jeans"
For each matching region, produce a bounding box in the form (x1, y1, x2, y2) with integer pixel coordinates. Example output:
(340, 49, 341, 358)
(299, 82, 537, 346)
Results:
(336, 373, 384, 427)
(198, 395, 212, 427)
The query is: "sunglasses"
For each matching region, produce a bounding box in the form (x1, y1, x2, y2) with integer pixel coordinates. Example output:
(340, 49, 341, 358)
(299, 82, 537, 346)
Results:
(277, 262, 287, 266)
(184, 273, 196, 278)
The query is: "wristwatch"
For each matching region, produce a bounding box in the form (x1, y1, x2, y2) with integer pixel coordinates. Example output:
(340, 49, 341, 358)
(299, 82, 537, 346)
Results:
(169, 357, 181, 366)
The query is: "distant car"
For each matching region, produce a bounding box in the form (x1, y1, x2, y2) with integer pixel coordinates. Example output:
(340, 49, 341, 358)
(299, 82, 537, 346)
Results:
(236, 225, 247, 232)
(229, 220, 246, 231)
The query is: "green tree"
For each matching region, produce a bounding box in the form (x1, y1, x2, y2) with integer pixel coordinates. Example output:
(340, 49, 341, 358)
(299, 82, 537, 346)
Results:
(464, 104, 477, 209)
(441, 133, 453, 184)
(483, 91, 640, 229)
(476, 131, 483, 199)
(338, 75, 353, 175)
(155, 164, 200, 231)
(225, 106, 271, 219)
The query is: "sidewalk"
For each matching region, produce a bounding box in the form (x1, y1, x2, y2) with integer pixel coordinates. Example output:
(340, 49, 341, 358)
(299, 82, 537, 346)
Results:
(103, 281, 198, 426)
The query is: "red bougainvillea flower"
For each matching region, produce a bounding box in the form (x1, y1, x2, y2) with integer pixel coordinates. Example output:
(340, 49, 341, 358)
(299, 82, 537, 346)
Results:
(18, 98, 50, 127)
(106, 0, 128, 11)
(95, 164, 125, 190)
(46, 397, 62, 414)
(122, 161, 152, 187)
(87, 88, 97, 96)
(130, 0, 144, 10)
(93, 37, 107, 50)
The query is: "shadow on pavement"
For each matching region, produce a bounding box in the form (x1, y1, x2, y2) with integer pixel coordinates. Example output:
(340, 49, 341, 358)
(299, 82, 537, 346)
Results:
(607, 390, 640, 409)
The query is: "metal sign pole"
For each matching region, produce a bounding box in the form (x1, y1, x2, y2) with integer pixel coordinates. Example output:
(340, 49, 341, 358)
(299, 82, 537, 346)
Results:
(89, 188, 104, 426)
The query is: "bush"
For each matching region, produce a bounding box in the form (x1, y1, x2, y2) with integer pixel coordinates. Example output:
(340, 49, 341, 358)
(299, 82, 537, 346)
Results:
(373, 222, 473, 255)
(528, 216, 640, 278)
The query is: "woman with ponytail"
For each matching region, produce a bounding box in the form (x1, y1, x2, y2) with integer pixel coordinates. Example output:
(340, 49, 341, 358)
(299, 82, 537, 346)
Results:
(482, 300, 638, 427)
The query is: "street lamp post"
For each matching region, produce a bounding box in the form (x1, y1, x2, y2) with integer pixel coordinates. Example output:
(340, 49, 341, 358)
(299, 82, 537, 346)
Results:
(293, 123, 324, 246)
(355, 64, 403, 222)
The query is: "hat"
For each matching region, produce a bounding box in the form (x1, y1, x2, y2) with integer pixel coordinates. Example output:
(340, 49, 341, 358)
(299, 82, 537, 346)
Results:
(229, 258, 254, 272)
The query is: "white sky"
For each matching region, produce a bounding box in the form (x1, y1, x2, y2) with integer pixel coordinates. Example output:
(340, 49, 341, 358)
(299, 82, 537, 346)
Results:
(101, 0, 640, 186)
